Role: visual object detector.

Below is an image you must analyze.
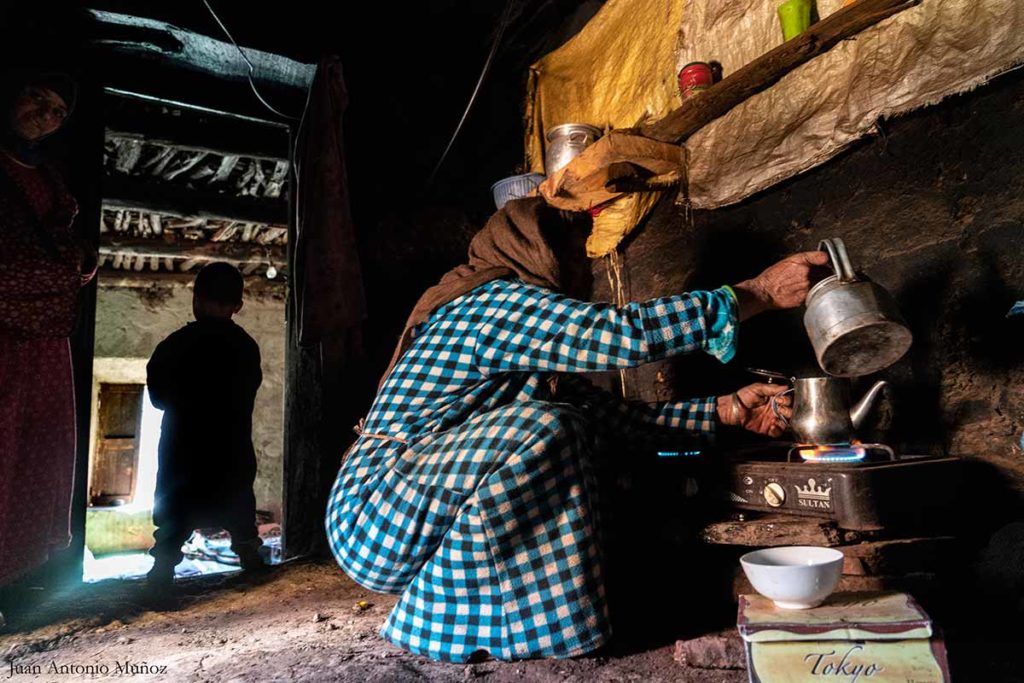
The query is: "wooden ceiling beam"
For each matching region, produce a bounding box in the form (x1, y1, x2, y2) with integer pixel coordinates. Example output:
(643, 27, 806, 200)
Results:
(102, 176, 288, 227)
(105, 127, 288, 165)
(97, 271, 289, 290)
(100, 237, 286, 267)
(88, 10, 314, 92)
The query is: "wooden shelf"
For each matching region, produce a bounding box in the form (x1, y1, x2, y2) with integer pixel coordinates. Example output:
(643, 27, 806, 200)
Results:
(641, 0, 920, 143)
(542, 0, 921, 208)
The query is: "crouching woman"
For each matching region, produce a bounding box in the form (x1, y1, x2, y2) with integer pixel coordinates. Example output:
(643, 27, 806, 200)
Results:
(325, 198, 827, 662)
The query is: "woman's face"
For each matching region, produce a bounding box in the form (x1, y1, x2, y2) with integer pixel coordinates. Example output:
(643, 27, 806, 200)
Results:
(10, 86, 68, 142)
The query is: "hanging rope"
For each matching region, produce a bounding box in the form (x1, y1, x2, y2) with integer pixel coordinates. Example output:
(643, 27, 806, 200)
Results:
(604, 249, 631, 399)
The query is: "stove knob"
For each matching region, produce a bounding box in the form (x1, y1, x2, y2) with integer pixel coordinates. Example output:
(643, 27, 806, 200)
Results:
(763, 482, 786, 507)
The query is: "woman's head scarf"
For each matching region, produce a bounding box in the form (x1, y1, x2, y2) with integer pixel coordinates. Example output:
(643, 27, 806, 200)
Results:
(2, 69, 77, 165)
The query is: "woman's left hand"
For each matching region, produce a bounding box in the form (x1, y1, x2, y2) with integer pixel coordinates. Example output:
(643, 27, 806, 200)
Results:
(717, 383, 791, 437)
(78, 240, 98, 285)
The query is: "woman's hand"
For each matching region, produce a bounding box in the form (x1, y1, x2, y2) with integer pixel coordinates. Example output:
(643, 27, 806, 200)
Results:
(731, 251, 831, 320)
(75, 239, 98, 285)
(717, 383, 791, 438)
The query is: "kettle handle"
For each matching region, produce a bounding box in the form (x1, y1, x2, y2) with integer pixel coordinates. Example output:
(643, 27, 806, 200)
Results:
(769, 387, 795, 426)
(818, 238, 857, 282)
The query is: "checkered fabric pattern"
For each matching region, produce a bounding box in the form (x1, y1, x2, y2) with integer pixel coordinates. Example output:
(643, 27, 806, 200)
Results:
(326, 278, 736, 662)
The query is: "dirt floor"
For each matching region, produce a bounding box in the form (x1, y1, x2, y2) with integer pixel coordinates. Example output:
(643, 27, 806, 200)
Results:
(2, 559, 1022, 682)
(0, 560, 744, 682)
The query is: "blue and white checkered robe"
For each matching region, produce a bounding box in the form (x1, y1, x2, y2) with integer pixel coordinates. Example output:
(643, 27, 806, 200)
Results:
(325, 278, 737, 662)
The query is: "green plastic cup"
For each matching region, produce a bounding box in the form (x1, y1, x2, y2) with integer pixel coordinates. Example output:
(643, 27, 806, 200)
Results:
(778, 0, 812, 41)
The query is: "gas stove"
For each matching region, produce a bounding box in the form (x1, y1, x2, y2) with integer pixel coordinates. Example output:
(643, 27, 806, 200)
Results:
(724, 444, 962, 531)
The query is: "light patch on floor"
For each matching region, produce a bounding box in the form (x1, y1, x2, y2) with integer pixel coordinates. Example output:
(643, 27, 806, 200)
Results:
(84, 530, 282, 583)
(83, 550, 239, 583)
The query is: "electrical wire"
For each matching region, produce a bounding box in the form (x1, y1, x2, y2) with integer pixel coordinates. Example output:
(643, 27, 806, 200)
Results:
(201, 0, 302, 121)
(291, 77, 315, 189)
(201, 0, 315, 288)
(424, 0, 518, 190)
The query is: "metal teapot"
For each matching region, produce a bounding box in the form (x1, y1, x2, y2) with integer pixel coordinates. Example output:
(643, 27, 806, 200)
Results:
(804, 238, 912, 377)
(772, 377, 888, 445)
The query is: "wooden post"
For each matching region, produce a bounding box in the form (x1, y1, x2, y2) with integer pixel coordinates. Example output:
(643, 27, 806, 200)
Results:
(63, 76, 107, 589)
(282, 123, 326, 559)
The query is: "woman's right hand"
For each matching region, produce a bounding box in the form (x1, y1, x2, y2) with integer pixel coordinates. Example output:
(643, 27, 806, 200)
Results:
(731, 251, 831, 320)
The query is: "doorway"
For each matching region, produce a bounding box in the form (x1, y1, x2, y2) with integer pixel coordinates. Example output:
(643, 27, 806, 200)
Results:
(82, 89, 290, 583)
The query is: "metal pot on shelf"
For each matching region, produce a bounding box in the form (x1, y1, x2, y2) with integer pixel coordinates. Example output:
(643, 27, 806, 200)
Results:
(544, 123, 602, 175)
(804, 238, 912, 377)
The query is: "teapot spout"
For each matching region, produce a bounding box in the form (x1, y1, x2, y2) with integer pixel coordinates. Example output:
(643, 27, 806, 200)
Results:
(850, 381, 888, 430)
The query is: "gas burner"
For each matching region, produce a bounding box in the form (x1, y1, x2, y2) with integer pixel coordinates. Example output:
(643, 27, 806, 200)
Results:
(787, 443, 895, 464)
(724, 452, 962, 530)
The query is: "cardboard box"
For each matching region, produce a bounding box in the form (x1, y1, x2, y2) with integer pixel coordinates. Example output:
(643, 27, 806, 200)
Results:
(738, 592, 951, 682)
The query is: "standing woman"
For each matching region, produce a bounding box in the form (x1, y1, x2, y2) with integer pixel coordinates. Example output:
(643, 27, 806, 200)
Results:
(0, 71, 95, 603)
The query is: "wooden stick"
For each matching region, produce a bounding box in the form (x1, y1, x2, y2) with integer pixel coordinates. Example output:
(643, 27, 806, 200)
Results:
(100, 237, 285, 265)
(97, 271, 288, 289)
(641, 0, 920, 143)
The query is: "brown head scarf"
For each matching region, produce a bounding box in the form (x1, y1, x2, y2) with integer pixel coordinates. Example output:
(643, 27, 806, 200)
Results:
(379, 197, 567, 386)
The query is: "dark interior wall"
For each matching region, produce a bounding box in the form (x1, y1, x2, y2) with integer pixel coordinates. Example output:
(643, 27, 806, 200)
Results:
(3, 0, 606, 560)
(587, 68, 1024, 501)
(345, 56, 1024, 536)
(26, 3, 1020, 555)
(335, 1, 606, 383)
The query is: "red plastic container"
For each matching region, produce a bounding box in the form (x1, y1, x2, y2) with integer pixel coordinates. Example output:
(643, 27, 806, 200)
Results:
(678, 62, 714, 99)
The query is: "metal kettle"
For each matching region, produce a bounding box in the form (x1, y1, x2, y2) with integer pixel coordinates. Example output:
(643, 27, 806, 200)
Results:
(804, 238, 912, 377)
(772, 377, 888, 445)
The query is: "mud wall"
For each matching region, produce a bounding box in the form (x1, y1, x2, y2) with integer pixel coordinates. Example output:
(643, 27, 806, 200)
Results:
(355, 69, 1024, 507)
(591, 69, 1024, 500)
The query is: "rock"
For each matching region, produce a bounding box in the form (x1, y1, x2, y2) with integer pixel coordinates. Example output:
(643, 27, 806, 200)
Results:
(840, 537, 957, 576)
(313, 612, 327, 622)
(975, 521, 1024, 612)
(673, 632, 746, 670)
(699, 514, 877, 547)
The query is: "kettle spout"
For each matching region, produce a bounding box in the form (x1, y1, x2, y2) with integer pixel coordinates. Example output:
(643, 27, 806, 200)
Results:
(850, 381, 888, 430)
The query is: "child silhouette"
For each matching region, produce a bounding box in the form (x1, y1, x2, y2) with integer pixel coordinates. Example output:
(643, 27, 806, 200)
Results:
(146, 262, 265, 585)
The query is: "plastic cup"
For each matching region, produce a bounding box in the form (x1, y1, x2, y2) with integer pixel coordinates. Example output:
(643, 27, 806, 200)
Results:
(778, 0, 812, 41)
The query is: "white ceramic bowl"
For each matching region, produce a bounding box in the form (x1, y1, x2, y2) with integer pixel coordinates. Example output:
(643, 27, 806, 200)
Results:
(740, 546, 844, 610)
